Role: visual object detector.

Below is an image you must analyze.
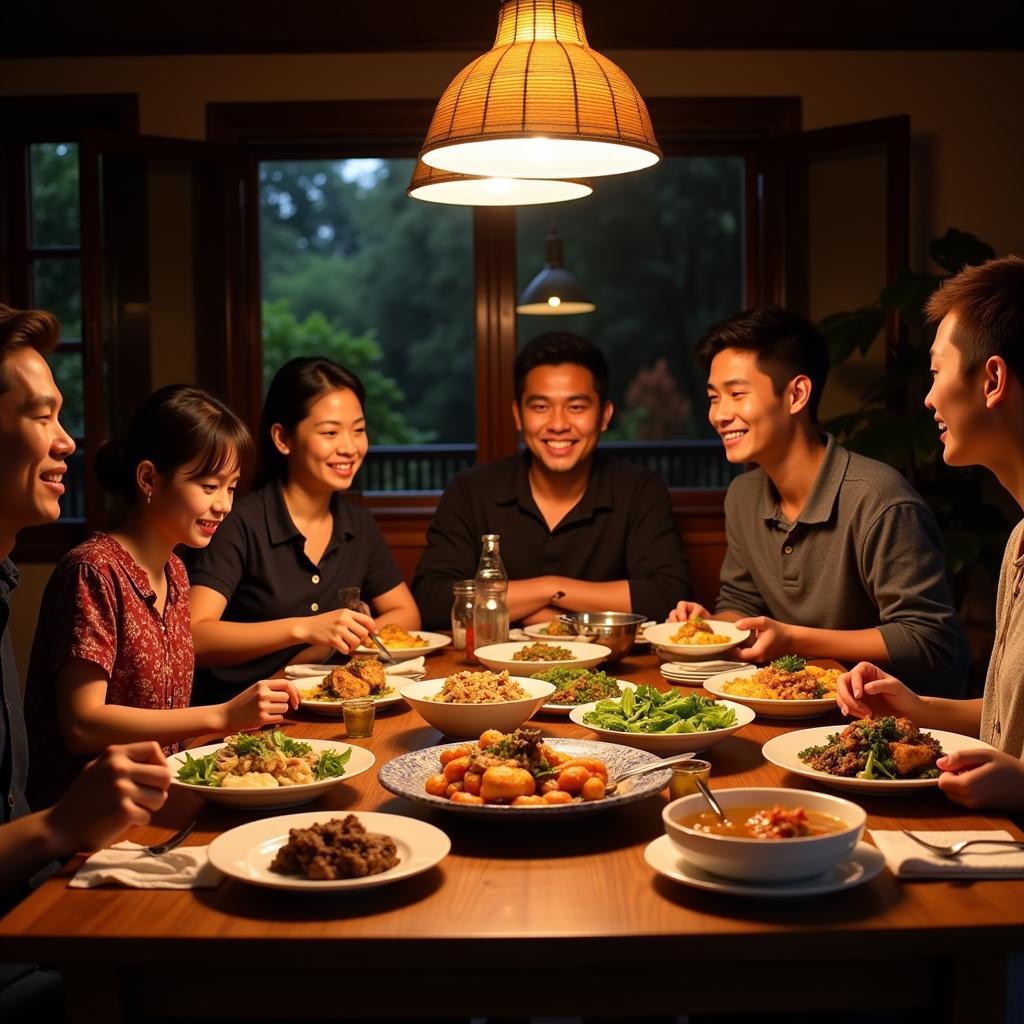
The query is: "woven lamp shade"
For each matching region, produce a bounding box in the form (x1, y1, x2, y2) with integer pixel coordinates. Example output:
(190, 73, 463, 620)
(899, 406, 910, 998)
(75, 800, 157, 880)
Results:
(407, 159, 592, 206)
(420, 0, 661, 180)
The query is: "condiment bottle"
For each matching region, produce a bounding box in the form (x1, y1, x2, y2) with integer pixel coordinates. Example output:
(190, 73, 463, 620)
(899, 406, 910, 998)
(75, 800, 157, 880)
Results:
(470, 533, 509, 660)
(451, 580, 475, 653)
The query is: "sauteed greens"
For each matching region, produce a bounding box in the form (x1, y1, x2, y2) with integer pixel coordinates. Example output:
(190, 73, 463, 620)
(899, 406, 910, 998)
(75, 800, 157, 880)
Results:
(582, 686, 736, 734)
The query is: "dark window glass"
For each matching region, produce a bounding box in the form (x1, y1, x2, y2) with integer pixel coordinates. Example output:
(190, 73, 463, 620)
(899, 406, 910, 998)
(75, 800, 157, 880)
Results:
(30, 142, 80, 247)
(48, 349, 85, 438)
(32, 258, 82, 339)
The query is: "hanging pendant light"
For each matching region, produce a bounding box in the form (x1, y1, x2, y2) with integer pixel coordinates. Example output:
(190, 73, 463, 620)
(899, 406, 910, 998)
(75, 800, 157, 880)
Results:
(516, 229, 595, 315)
(406, 159, 593, 206)
(420, 0, 661, 180)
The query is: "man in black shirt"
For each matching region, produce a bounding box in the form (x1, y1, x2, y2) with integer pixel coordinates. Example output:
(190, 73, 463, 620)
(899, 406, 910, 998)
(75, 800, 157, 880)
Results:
(413, 332, 690, 628)
(0, 305, 171, 1020)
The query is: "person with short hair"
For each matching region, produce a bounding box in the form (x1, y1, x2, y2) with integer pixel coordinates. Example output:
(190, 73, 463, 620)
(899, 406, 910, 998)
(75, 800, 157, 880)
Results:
(840, 255, 1024, 809)
(671, 305, 969, 698)
(0, 303, 171, 1019)
(412, 332, 690, 628)
(189, 357, 419, 703)
(25, 385, 300, 810)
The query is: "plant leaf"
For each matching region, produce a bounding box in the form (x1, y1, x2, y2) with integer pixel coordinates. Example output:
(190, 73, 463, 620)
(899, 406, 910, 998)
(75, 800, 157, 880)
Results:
(929, 228, 996, 274)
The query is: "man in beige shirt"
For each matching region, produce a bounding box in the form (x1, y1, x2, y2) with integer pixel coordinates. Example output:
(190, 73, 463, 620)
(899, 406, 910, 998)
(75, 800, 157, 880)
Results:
(840, 254, 1024, 810)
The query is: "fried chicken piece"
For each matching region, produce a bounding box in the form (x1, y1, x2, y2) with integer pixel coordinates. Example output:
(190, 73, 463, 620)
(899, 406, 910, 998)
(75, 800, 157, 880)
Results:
(889, 741, 938, 776)
(349, 657, 387, 693)
(324, 666, 370, 700)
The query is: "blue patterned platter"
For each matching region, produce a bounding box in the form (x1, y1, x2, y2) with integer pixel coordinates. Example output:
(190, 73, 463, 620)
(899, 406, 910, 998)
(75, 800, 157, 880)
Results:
(378, 738, 671, 819)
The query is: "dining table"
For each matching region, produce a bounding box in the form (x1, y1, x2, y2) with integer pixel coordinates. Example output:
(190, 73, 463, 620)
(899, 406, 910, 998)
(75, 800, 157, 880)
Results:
(2, 643, 1023, 1024)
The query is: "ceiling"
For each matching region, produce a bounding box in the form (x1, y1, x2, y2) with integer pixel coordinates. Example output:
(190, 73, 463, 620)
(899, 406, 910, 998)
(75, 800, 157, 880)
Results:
(3, 0, 1023, 58)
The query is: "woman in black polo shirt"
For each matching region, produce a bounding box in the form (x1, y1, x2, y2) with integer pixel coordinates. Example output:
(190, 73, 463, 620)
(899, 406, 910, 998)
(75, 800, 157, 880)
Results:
(188, 357, 420, 702)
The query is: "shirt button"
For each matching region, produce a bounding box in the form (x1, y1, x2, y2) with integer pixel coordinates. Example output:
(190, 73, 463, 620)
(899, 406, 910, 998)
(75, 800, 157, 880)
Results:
(7, 794, 14, 808)
(166, 697, 173, 708)
(312, 574, 320, 584)
(784, 545, 793, 554)
(311, 602, 320, 612)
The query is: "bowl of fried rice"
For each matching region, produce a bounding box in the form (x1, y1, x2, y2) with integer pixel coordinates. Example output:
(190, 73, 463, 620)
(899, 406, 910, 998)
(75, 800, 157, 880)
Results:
(399, 671, 555, 737)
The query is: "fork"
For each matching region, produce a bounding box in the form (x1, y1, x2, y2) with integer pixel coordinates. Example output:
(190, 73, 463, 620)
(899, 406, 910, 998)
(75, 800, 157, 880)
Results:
(901, 829, 1024, 858)
(144, 819, 198, 856)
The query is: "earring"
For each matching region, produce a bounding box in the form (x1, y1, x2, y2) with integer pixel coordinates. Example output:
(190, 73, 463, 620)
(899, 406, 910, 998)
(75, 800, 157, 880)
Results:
(145, 493, 152, 505)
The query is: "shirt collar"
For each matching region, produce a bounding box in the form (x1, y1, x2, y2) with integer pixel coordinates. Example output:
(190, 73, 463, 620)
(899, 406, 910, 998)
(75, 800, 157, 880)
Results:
(760, 433, 847, 526)
(264, 480, 356, 549)
(95, 533, 182, 607)
(493, 451, 615, 522)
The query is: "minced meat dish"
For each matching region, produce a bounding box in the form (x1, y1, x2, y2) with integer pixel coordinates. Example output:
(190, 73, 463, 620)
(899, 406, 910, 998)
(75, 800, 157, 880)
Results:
(269, 814, 399, 880)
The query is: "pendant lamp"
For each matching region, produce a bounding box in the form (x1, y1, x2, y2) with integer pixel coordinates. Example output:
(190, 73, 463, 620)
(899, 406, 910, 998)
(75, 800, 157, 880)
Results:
(420, 0, 661, 180)
(516, 229, 595, 315)
(406, 159, 592, 206)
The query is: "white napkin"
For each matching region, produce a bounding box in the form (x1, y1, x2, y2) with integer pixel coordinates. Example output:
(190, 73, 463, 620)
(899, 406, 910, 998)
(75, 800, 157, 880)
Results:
(69, 841, 222, 889)
(869, 829, 1024, 879)
(509, 628, 531, 641)
(285, 657, 425, 680)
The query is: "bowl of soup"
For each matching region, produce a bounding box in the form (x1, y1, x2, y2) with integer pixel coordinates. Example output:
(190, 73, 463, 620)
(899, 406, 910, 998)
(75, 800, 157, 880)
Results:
(662, 786, 865, 881)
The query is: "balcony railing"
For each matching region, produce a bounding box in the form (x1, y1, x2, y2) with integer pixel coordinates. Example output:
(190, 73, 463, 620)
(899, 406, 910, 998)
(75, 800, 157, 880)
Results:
(358, 439, 741, 493)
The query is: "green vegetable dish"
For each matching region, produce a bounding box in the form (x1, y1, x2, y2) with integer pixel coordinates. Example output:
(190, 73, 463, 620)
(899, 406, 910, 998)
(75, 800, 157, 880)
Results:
(531, 667, 622, 706)
(176, 730, 352, 789)
(581, 686, 737, 734)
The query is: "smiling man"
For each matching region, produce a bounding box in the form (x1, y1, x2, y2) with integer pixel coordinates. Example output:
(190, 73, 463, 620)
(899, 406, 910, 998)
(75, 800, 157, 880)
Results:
(671, 305, 969, 697)
(413, 332, 690, 628)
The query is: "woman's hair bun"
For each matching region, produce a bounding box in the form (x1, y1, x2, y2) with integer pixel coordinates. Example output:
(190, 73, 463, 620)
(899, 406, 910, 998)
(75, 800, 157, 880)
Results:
(93, 436, 135, 497)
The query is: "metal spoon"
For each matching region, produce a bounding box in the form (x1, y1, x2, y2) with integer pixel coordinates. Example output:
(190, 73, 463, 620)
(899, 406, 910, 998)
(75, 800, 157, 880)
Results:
(604, 752, 695, 794)
(695, 777, 727, 821)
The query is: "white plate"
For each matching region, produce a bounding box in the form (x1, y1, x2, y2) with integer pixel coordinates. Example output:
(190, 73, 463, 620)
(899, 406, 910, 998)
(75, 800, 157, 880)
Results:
(762, 726, 995, 793)
(644, 835, 885, 897)
(643, 620, 750, 659)
(208, 811, 450, 891)
(293, 675, 406, 716)
(538, 679, 637, 715)
(569, 696, 755, 754)
(473, 640, 611, 675)
(378, 738, 671, 819)
(355, 631, 452, 662)
(523, 622, 587, 641)
(169, 738, 376, 808)
(703, 667, 839, 720)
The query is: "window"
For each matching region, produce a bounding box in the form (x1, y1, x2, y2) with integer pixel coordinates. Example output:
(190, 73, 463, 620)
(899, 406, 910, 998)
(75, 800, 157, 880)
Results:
(259, 157, 476, 488)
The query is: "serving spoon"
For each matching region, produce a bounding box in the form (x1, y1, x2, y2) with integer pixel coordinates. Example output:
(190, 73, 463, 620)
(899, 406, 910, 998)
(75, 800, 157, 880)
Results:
(695, 777, 727, 821)
(603, 752, 696, 794)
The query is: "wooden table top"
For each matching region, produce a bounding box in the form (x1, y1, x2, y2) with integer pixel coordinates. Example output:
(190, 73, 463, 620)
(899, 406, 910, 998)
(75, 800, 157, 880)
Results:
(3, 646, 1023, 1019)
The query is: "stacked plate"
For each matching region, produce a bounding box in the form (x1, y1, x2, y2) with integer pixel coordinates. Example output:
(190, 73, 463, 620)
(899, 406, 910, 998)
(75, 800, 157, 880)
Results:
(660, 659, 747, 686)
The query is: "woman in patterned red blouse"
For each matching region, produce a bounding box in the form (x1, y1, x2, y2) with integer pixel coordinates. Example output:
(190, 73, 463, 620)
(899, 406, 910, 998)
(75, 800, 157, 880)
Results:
(25, 386, 301, 809)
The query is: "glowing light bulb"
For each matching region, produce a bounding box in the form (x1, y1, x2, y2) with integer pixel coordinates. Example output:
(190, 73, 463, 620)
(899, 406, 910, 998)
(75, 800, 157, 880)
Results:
(548, 296, 562, 308)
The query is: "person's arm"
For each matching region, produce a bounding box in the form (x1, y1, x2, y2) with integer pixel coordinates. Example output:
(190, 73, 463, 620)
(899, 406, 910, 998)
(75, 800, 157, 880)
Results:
(733, 619, 891, 666)
(0, 742, 170, 896)
(370, 582, 421, 630)
(190, 585, 373, 667)
(714, 484, 770, 621)
(411, 477, 481, 629)
(859, 500, 970, 696)
(55, 658, 301, 754)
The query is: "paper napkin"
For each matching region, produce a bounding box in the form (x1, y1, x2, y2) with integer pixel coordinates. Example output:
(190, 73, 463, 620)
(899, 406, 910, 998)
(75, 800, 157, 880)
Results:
(69, 842, 222, 889)
(869, 829, 1024, 879)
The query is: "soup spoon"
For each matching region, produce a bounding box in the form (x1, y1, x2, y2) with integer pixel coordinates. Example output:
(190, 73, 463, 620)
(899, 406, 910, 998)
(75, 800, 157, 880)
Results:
(695, 777, 727, 821)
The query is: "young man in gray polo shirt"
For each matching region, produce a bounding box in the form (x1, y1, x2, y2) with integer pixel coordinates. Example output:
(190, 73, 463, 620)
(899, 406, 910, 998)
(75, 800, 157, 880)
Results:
(672, 306, 969, 698)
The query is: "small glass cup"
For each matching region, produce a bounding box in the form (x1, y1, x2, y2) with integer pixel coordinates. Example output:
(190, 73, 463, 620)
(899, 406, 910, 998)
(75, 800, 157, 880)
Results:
(342, 697, 375, 738)
(669, 759, 712, 800)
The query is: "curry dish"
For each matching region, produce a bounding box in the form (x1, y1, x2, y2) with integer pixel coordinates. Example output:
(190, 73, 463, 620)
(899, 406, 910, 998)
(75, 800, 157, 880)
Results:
(721, 656, 839, 701)
(669, 615, 731, 645)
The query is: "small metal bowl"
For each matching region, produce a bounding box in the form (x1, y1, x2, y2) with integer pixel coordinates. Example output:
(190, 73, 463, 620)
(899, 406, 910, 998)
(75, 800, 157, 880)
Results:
(558, 611, 646, 663)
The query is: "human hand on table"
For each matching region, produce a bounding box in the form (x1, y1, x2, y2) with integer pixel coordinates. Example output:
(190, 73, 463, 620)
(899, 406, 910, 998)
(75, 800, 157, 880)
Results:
(44, 741, 171, 855)
(836, 661, 926, 720)
(294, 607, 374, 653)
(937, 747, 1024, 810)
(669, 600, 711, 622)
(221, 678, 301, 733)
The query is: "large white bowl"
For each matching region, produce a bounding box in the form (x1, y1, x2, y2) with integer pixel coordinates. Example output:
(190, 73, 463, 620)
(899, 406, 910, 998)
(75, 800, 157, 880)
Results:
(399, 676, 555, 738)
(663, 786, 866, 881)
(473, 640, 610, 675)
(569, 697, 754, 754)
(644, 620, 749, 659)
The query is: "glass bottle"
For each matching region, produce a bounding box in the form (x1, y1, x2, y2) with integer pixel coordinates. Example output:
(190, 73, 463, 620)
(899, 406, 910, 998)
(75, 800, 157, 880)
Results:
(450, 580, 475, 652)
(470, 533, 509, 659)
